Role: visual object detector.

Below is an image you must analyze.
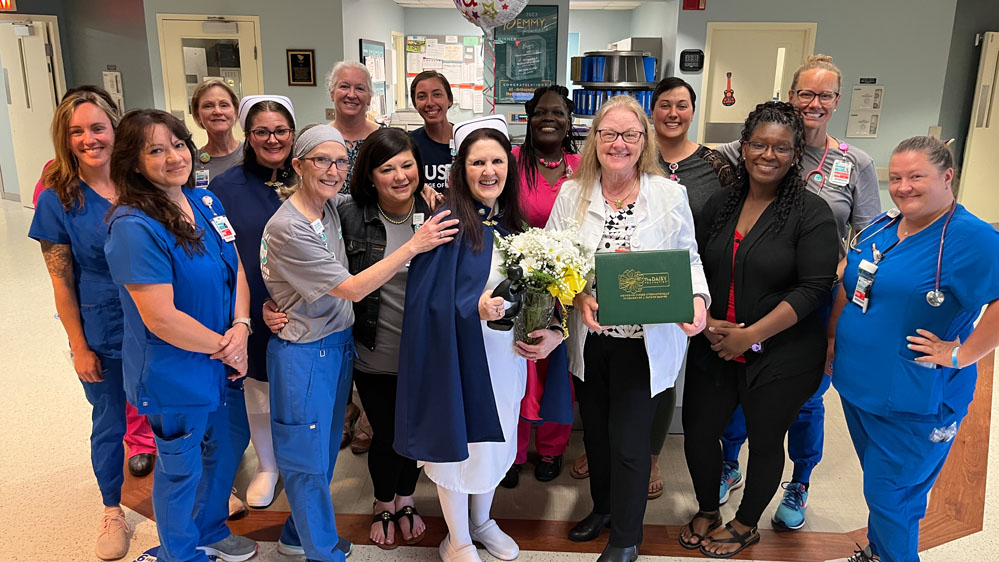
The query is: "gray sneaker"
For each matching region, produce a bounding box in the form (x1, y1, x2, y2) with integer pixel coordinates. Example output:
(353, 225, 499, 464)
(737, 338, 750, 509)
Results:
(197, 534, 258, 562)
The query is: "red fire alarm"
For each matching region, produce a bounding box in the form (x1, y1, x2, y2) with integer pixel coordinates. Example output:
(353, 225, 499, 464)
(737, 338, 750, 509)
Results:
(683, 0, 705, 9)
(0, 0, 17, 11)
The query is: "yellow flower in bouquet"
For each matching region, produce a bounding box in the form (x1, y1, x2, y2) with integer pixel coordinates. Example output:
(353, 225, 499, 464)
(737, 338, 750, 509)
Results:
(548, 268, 587, 306)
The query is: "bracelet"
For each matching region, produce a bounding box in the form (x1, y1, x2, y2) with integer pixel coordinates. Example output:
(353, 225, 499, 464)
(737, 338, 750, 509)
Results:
(951, 346, 961, 369)
(547, 325, 566, 339)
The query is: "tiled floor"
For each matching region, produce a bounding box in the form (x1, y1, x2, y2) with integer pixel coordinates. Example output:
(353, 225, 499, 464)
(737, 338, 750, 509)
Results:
(2, 197, 996, 561)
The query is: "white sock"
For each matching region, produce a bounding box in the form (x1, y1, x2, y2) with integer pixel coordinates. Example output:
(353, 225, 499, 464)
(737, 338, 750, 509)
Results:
(469, 489, 495, 528)
(437, 485, 472, 547)
(247, 412, 278, 473)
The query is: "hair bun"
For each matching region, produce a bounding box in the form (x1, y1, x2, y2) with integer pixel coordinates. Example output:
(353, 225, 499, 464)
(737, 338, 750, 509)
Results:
(807, 54, 835, 64)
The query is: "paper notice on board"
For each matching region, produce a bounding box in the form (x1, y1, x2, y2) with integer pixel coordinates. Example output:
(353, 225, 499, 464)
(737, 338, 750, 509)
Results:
(446, 35, 459, 43)
(847, 110, 879, 138)
(459, 85, 473, 109)
(426, 38, 438, 48)
(442, 62, 462, 86)
(473, 82, 484, 113)
(423, 58, 443, 71)
(850, 85, 884, 111)
(406, 52, 424, 73)
(426, 45, 446, 60)
(444, 45, 464, 61)
(461, 63, 474, 84)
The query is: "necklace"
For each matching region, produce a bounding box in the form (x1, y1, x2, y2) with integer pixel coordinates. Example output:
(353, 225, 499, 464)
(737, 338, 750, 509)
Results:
(666, 161, 679, 181)
(377, 199, 415, 225)
(538, 152, 565, 169)
(604, 179, 639, 210)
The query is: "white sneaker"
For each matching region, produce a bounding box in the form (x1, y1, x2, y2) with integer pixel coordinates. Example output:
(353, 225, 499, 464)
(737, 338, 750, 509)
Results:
(469, 519, 519, 560)
(277, 539, 304, 556)
(825, 544, 879, 562)
(246, 470, 280, 508)
(439, 534, 482, 562)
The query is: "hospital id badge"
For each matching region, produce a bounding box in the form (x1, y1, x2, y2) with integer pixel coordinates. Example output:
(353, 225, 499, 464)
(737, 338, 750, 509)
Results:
(212, 215, 236, 242)
(195, 169, 210, 189)
(830, 159, 851, 187)
(412, 212, 425, 233)
(851, 259, 878, 313)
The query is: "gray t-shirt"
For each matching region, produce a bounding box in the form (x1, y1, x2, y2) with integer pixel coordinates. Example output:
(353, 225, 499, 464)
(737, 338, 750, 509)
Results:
(260, 198, 354, 343)
(715, 139, 881, 258)
(195, 142, 244, 187)
(354, 217, 413, 374)
(659, 146, 728, 221)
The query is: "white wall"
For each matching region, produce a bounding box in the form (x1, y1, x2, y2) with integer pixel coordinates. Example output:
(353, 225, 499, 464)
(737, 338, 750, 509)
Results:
(568, 10, 632, 55)
(674, 0, 959, 168)
(143, 0, 346, 128)
(629, 1, 678, 78)
(341, 0, 405, 114)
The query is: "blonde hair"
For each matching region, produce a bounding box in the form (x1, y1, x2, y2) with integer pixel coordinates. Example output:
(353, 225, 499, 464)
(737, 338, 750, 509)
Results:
(189, 78, 239, 128)
(326, 61, 373, 96)
(791, 54, 842, 91)
(571, 95, 664, 222)
(43, 91, 121, 210)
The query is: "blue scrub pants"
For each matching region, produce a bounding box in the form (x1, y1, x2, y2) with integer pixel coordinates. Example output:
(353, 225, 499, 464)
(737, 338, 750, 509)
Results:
(721, 374, 831, 482)
(81, 354, 127, 507)
(841, 398, 959, 562)
(146, 382, 247, 562)
(268, 329, 354, 562)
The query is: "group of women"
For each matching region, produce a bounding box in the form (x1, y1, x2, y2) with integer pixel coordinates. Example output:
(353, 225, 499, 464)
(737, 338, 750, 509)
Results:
(29, 51, 998, 562)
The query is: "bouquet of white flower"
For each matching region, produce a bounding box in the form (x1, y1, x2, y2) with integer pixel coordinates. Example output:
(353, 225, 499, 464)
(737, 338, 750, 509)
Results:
(495, 224, 593, 344)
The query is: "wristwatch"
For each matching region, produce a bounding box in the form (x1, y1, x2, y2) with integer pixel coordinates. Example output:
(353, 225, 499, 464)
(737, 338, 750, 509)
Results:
(547, 324, 567, 340)
(233, 317, 253, 335)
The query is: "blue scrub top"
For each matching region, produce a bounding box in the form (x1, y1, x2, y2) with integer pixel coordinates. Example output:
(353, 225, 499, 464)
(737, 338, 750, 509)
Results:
(28, 182, 123, 358)
(105, 188, 238, 414)
(209, 162, 284, 381)
(834, 205, 999, 419)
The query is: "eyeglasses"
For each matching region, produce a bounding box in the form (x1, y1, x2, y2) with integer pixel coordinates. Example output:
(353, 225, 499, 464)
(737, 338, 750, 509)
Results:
(301, 156, 350, 172)
(792, 90, 840, 105)
(745, 142, 795, 157)
(249, 127, 294, 141)
(596, 129, 644, 144)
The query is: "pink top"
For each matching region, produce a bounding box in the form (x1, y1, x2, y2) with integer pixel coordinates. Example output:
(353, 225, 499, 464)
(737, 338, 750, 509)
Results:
(513, 146, 581, 228)
(32, 160, 54, 207)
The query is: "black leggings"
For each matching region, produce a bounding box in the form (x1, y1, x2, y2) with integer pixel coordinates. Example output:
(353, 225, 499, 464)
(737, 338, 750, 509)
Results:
(682, 360, 820, 527)
(353, 369, 420, 503)
(576, 334, 661, 548)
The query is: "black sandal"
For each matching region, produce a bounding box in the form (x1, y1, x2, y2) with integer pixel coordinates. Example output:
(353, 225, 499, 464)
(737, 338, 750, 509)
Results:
(699, 522, 760, 559)
(370, 510, 398, 550)
(679, 510, 722, 549)
(394, 505, 426, 545)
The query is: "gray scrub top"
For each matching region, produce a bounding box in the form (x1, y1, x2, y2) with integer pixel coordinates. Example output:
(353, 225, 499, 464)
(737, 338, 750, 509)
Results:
(261, 198, 354, 343)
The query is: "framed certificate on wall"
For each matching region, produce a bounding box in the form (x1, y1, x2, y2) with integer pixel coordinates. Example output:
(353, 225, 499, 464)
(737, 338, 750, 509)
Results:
(287, 49, 316, 86)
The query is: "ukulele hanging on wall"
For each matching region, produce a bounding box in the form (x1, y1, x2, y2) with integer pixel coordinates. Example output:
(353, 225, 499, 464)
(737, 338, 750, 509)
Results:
(722, 72, 736, 106)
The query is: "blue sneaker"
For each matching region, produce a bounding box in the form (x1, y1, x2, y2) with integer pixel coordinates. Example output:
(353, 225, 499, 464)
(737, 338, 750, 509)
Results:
(773, 481, 808, 531)
(719, 461, 743, 505)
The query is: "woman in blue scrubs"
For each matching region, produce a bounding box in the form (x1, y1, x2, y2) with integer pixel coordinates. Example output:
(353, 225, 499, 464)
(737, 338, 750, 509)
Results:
(104, 109, 257, 562)
(29, 89, 138, 561)
(259, 124, 457, 562)
(829, 136, 999, 562)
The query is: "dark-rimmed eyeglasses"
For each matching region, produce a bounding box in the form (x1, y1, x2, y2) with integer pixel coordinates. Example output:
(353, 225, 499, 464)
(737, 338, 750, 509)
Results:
(745, 142, 794, 157)
(596, 129, 644, 144)
(300, 156, 350, 172)
(792, 90, 839, 105)
(249, 127, 294, 141)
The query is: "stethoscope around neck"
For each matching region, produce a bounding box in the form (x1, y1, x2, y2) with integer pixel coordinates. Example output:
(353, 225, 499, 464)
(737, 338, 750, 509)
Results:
(849, 200, 958, 307)
(807, 137, 850, 191)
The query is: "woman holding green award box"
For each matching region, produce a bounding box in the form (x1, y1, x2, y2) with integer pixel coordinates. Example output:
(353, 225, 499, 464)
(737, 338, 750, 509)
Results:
(545, 94, 709, 562)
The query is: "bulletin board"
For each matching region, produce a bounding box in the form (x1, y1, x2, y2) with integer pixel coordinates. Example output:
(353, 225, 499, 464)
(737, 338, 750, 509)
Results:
(359, 38, 388, 116)
(405, 34, 485, 114)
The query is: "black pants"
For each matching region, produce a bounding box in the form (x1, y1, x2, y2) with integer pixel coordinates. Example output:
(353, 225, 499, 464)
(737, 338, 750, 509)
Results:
(353, 369, 420, 503)
(576, 334, 661, 548)
(682, 359, 820, 527)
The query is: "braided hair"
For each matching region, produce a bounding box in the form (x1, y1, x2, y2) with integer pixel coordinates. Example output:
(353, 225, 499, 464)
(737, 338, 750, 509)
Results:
(708, 100, 806, 238)
(518, 85, 580, 191)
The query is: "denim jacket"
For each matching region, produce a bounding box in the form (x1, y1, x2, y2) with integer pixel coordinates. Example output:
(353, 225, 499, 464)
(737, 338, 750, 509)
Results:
(338, 197, 431, 350)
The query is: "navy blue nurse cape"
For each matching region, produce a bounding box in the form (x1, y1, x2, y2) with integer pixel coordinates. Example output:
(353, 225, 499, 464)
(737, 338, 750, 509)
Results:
(394, 209, 506, 463)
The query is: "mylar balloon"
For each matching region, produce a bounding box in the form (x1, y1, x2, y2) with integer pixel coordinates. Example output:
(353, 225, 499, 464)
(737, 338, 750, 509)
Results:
(453, 0, 529, 31)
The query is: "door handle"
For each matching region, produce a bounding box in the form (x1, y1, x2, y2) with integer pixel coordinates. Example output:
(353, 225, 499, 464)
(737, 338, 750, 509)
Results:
(3, 68, 10, 105)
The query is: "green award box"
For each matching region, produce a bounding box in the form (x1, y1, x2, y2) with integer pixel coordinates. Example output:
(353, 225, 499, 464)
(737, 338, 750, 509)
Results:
(594, 250, 694, 325)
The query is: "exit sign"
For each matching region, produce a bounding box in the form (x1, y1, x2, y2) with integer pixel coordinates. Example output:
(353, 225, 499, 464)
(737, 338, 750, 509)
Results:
(0, 0, 16, 11)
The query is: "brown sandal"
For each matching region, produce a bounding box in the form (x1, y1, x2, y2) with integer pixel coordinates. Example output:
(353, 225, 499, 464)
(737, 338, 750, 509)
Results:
(394, 505, 426, 545)
(371, 510, 398, 550)
(569, 454, 589, 479)
(341, 402, 360, 450)
(678, 510, 722, 549)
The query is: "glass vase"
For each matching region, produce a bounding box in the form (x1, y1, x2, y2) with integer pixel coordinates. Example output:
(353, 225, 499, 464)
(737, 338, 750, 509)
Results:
(515, 290, 556, 345)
